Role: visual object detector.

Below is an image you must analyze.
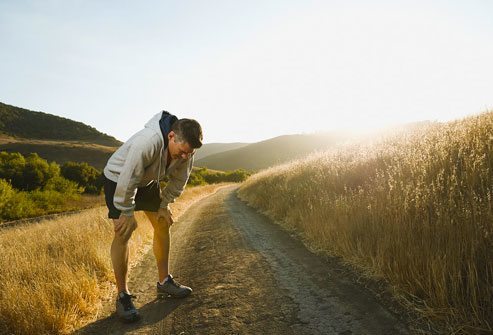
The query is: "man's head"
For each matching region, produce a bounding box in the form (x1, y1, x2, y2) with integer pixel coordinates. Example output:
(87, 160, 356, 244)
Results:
(167, 118, 203, 160)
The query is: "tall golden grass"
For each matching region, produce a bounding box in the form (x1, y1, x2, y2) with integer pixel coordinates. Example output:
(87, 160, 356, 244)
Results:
(239, 112, 493, 333)
(0, 184, 225, 335)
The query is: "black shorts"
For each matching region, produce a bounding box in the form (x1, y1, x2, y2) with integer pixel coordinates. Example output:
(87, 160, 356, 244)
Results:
(103, 174, 161, 219)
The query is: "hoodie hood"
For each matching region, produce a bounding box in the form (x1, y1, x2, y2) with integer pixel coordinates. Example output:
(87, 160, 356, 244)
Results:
(144, 111, 178, 148)
(144, 111, 179, 184)
(159, 111, 178, 147)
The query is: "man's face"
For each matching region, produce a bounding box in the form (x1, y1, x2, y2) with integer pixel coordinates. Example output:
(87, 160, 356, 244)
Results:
(168, 132, 195, 160)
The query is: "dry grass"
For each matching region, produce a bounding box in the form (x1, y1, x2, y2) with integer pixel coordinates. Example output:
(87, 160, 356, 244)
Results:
(239, 111, 493, 334)
(70, 194, 106, 210)
(0, 183, 226, 335)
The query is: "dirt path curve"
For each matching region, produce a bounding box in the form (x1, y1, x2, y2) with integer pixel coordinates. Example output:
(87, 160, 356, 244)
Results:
(77, 185, 410, 335)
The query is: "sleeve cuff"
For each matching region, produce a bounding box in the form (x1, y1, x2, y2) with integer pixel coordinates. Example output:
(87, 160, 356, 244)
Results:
(120, 209, 135, 217)
(159, 202, 171, 209)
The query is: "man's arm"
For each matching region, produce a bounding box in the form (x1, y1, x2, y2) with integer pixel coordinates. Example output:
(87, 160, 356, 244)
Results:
(113, 136, 157, 217)
(160, 157, 194, 208)
(156, 157, 193, 226)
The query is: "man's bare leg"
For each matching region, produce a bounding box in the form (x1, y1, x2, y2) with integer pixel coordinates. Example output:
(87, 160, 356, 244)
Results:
(111, 215, 140, 322)
(111, 217, 137, 293)
(145, 211, 170, 282)
(111, 233, 130, 293)
(146, 210, 193, 298)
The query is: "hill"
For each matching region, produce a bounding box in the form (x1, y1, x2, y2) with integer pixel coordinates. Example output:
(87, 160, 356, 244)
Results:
(0, 102, 121, 169)
(0, 102, 121, 146)
(194, 142, 249, 160)
(195, 133, 351, 171)
(0, 136, 116, 170)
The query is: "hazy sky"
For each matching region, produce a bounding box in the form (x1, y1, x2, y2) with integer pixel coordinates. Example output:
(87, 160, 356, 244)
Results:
(1, 0, 492, 143)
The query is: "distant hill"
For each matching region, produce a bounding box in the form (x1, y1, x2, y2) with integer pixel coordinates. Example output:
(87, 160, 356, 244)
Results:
(0, 136, 116, 170)
(0, 102, 121, 169)
(195, 133, 351, 171)
(0, 102, 121, 146)
(195, 142, 250, 160)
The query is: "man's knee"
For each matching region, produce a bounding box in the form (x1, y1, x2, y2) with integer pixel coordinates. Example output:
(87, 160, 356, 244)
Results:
(113, 230, 135, 244)
(112, 219, 137, 243)
(145, 211, 171, 234)
(154, 218, 171, 236)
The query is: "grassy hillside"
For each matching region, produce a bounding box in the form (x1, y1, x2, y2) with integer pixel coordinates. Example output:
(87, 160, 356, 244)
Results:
(238, 111, 493, 333)
(0, 138, 116, 170)
(195, 133, 351, 171)
(0, 102, 120, 169)
(0, 102, 121, 146)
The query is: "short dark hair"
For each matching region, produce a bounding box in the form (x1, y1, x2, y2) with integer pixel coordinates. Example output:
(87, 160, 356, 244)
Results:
(171, 118, 203, 149)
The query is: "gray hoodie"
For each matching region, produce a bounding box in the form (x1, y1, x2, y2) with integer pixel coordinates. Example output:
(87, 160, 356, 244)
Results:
(103, 112, 193, 217)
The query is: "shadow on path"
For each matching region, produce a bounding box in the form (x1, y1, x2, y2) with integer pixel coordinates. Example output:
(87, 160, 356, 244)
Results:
(76, 297, 186, 335)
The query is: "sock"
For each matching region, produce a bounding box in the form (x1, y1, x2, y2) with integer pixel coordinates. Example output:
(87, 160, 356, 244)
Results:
(159, 274, 172, 285)
(118, 291, 130, 298)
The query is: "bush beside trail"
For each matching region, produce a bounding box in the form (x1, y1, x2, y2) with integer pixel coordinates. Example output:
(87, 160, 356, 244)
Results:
(187, 167, 250, 186)
(0, 153, 94, 221)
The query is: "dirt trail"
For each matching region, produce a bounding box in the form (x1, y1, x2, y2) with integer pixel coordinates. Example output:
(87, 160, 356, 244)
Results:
(77, 185, 410, 335)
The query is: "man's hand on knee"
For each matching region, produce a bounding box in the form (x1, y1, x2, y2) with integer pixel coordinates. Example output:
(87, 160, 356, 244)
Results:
(114, 214, 137, 240)
(157, 206, 174, 227)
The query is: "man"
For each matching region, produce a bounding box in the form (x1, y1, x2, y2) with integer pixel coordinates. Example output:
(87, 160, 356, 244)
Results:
(103, 110, 202, 322)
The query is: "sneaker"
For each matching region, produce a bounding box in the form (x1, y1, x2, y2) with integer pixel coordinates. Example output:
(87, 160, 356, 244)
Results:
(115, 291, 140, 322)
(157, 274, 192, 299)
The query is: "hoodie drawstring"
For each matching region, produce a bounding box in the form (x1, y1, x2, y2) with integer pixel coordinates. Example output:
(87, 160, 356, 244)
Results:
(157, 144, 164, 186)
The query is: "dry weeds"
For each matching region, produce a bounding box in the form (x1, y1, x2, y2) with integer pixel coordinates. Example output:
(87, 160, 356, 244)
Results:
(239, 111, 493, 334)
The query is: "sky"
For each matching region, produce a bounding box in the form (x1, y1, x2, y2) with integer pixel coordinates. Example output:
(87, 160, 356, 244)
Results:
(1, 0, 493, 143)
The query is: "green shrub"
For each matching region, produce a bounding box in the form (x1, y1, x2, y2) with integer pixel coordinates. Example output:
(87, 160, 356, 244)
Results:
(0, 152, 59, 191)
(0, 179, 16, 218)
(224, 169, 249, 182)
(44, 176, 82, 194)
(187, 167, 251, 186)
(61, 161, 102, 194)
(0, 152, 26, 186)
(0, 153, 87, 221)
(29, 189, 79, 213)
(187, 172, 206, 186)
(0, 189, 37, 221)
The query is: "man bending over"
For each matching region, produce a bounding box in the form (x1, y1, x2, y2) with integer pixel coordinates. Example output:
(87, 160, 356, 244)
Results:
(103, 110, 202, 322)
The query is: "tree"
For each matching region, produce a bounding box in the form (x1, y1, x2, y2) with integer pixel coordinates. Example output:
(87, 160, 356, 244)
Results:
(0, 152, 26, 186)
(187, 172, 206, 186)
(225, 169, 249, 182)
(21, 153, 58, 190)
(61, 161, 102, 194)
(0, 178, 15, 217)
